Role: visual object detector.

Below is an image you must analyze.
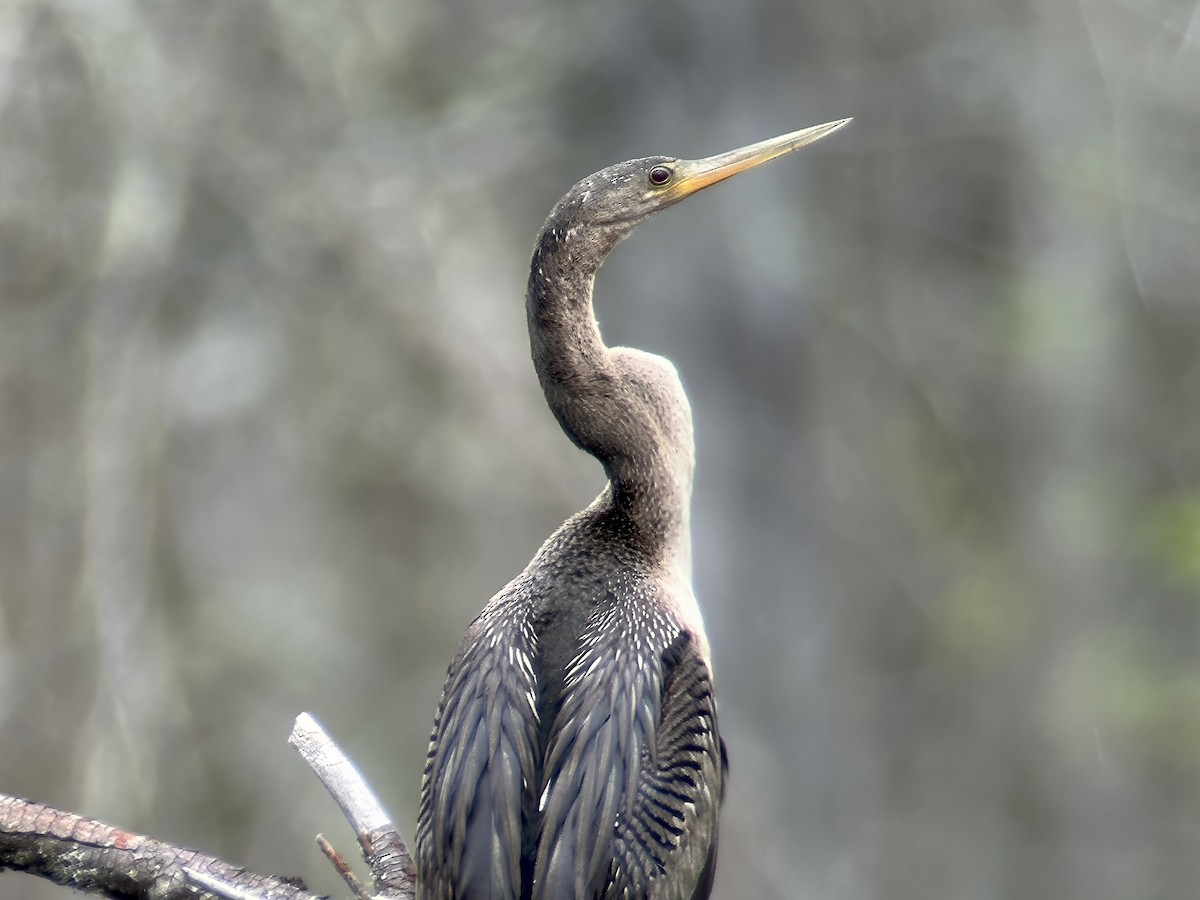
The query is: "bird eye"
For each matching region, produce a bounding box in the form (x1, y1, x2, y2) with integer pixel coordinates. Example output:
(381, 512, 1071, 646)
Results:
(648, 165, 673, 186)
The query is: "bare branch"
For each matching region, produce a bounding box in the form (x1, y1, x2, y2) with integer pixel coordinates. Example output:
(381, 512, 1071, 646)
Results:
(1, 714, 419, 899)
(317, 833, 370, 900)
(289, 713, 416, 900)
(0, 793, 324, 900)
(185, 866, 289, 900)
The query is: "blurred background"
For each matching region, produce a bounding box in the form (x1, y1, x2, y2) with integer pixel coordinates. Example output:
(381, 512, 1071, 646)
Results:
(1, 0, 1198, 898)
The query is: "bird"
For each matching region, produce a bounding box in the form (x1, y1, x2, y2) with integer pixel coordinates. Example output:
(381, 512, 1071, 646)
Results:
(415, 118, 851, 900)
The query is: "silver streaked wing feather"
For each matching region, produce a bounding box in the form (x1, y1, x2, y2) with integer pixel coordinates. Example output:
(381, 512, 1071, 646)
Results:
(533, 596, 723, 900)
(416, 606, 539, 900)
(610, 631, 724, 900)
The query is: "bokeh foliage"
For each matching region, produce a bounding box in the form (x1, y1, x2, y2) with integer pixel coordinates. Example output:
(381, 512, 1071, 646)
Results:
(1, 1, 1198, 898)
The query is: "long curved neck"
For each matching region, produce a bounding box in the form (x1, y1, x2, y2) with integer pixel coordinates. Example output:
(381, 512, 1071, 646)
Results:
(526, 223, 693, 565)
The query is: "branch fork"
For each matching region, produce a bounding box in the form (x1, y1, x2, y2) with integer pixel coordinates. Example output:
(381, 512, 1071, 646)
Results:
(0, 713, 416, 900)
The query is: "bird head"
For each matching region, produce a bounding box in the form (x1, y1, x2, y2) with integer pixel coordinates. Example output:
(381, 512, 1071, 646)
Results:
(546, 118, 852, 244)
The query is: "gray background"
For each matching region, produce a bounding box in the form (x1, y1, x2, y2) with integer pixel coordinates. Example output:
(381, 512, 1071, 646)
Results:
(2, 1, 1198, 898)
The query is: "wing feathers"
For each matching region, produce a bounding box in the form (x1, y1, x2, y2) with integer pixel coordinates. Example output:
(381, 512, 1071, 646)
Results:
(533, 605, 722, 900)
(418, 592, 723, 900)
(416, 609, 539, 900)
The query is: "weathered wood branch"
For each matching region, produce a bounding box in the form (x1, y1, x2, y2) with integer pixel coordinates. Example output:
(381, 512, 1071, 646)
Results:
(286, 713, 415, 900)
(0, 714, 417, 900)
(0, 793, 322, 900)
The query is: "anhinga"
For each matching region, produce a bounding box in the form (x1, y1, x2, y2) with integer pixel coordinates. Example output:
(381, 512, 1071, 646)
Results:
(416, 118, 850, 900)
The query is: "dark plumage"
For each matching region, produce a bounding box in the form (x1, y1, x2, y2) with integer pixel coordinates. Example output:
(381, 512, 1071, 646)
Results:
(416, 119, 850, 900)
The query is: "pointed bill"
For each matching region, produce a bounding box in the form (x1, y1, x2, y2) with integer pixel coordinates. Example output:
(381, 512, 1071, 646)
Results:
(669, 118, 852, 199)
